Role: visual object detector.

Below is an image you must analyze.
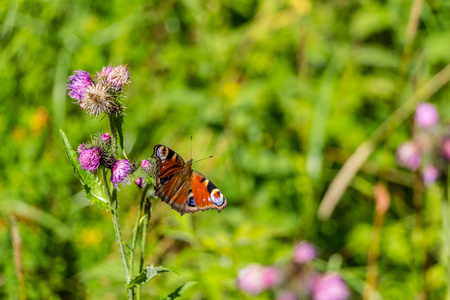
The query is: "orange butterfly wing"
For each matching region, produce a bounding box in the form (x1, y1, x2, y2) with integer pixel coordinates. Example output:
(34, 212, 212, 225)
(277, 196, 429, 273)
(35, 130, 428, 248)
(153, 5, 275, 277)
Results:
(152, 144, 227, 216)
(189, 171, 226, 212)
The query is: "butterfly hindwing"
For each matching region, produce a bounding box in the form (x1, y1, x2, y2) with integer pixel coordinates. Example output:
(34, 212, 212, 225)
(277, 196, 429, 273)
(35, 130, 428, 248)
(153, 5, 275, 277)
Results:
(152, 144, 227, 216)
(190, 171, 227, 212)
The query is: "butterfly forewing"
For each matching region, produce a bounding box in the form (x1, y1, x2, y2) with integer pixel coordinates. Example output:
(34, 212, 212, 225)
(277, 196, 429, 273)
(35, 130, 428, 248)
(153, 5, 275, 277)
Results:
(152, 144, 227, 216)
(152, 144, 185, 178)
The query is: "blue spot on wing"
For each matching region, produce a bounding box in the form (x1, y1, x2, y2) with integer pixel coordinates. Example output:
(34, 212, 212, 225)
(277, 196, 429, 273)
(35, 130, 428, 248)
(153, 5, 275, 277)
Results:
(160, 175, 172, 185)
(187, 197, 195, 207)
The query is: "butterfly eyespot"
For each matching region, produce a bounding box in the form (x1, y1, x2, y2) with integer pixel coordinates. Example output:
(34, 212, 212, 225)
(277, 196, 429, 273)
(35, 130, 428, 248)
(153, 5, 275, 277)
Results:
(187, 197, 195, 207)
(160, 175, 172, 185)
(156, 146, 168, 159)
(210, 188, 225, 206)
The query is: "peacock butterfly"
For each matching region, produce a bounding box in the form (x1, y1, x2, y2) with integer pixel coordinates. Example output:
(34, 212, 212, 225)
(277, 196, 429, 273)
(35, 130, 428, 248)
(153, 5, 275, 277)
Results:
(151, 144, 227, 216)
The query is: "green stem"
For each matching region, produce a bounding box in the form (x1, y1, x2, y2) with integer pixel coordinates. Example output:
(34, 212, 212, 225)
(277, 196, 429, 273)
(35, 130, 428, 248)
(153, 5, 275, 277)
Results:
(137, 197, 152, 300)
(102, 169, 132, 299)
(109, 115, 118, 158)
(442, 171, 450, 300)
(130, 184, 150, 275)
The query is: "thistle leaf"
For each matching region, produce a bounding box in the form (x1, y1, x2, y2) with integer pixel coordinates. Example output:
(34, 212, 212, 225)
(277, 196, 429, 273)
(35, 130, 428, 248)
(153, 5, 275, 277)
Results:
(60, 129, 110, 209)
(162, 281, 197, 300)
(128, 265, 177, 288)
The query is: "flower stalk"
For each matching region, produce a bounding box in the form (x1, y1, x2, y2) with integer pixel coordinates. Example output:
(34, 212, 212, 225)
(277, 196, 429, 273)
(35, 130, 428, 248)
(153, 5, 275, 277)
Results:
(130, 184, 150, 276)
(137, 197, 152, 300)
(441, 171, 450, 300)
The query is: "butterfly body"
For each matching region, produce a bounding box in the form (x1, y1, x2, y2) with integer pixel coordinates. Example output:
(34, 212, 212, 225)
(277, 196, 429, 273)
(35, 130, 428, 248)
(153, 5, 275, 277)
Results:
(152, 144, 227, 216)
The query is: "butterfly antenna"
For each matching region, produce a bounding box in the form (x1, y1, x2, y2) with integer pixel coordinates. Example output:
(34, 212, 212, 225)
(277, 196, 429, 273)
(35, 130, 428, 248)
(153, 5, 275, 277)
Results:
(190, 135, 193, 159)
(193, 155, 213, 164)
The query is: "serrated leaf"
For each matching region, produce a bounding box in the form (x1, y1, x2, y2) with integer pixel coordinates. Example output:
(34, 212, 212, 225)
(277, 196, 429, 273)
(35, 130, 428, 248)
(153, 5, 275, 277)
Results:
(60, 129, 110, 209)
(164, 265, 181, 277)
(162, 281, 197, 300)
(127, 265, 173, 288)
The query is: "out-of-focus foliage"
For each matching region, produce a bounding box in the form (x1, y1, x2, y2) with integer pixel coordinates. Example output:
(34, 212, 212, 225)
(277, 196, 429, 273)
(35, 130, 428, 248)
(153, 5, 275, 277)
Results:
(1, 0, 450, 299)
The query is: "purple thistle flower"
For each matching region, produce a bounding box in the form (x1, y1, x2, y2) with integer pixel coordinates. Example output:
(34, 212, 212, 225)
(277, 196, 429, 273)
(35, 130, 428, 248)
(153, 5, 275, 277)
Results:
(98, 65, 113, 77)
(107, 65, 130, 90)
(396, 141, 421, 171)
(294, 241, 317, 264)
(77, 144, 86, 153)
(415, 102, 439, 128)
(422, 165, 439, 187)
(311, 273, 350, 300)
(100, 133, 112, 145)
(78, 146, 101, 172)
(67, 70, 93, 101)
(111, 159, 131, 189)
(135, 177, 145, 189)
(237, 264, 282, 295)
(141, 159, 153, 173)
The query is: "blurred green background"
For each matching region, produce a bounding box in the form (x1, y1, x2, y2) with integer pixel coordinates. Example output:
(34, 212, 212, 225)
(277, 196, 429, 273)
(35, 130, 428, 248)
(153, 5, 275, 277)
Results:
(2, 0, 450, 299)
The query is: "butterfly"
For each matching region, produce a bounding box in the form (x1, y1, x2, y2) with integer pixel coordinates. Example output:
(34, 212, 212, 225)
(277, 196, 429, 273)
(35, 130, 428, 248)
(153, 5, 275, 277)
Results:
(151, 144, 227, 216)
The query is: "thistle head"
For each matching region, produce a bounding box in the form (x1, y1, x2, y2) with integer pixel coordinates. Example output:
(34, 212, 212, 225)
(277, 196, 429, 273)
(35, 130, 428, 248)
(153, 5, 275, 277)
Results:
(99, 132, 112, 146)
(97, 64, 130, 91)
(78, 146, 102, 173)
(79, 82, 120, 117)
(67, 70, 93, 102)
(111, 159, 131, 189)
(141, 159, 154, 174)
(68, 64, 129, 118)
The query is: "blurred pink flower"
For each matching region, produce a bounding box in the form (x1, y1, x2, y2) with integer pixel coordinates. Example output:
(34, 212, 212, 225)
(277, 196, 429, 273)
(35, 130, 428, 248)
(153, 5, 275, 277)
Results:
(415, 102, 438, 128)
(422, 165, 439, 186)
(237, 264, 282, 295)
(294, 241, 317, 264)
(262, 266, 282, 288)
(443, 138, 450, 160)
(311, 273, 350, 300)
(396, 141, 421, 170)
(277, 291, 298, 300)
